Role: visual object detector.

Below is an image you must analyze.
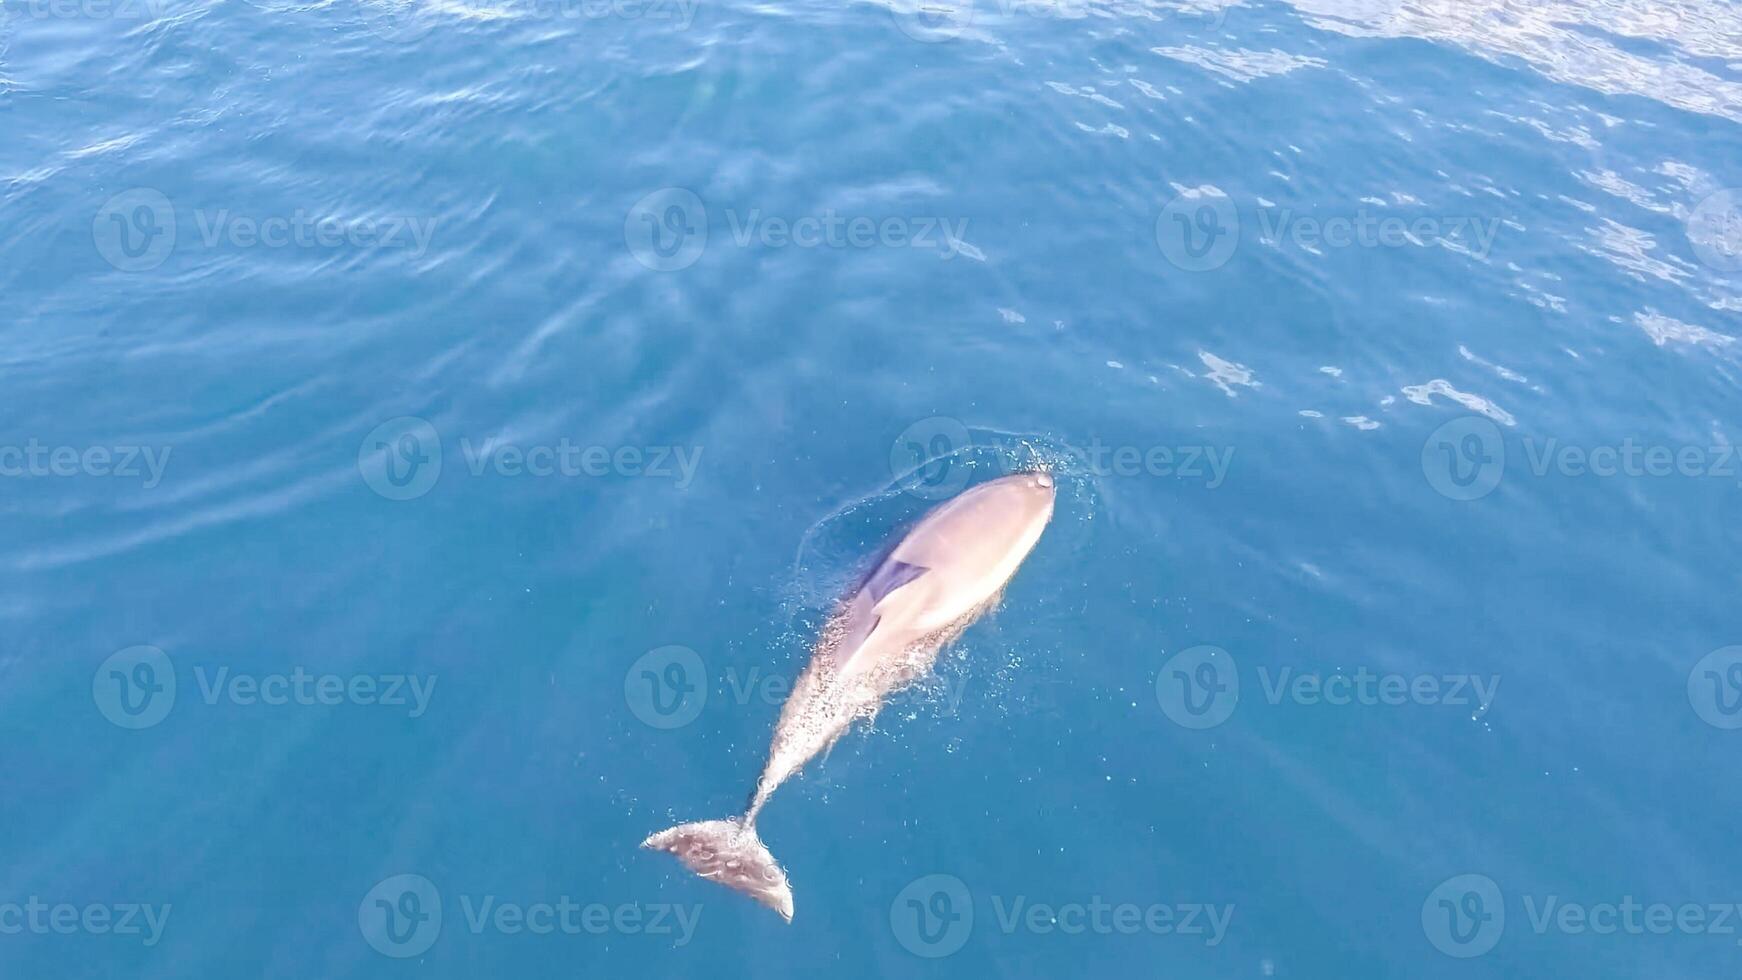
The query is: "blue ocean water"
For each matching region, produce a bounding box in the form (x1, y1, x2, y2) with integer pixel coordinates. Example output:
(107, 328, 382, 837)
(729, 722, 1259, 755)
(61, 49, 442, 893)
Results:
(2, 0, 1741, 975)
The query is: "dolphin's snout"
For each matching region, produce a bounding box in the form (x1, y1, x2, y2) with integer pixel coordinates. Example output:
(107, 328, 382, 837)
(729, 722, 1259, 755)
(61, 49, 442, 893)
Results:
(982, 470, 1057, 519)
(989, 470, 1054, 492)
(1007, 469, 1056, 501)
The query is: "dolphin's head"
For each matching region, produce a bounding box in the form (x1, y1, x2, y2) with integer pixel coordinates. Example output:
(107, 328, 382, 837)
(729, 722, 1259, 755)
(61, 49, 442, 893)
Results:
(982, 469, 1056, 520)
(871, 469, 1054, 633)
(927, 470, 1054, 558)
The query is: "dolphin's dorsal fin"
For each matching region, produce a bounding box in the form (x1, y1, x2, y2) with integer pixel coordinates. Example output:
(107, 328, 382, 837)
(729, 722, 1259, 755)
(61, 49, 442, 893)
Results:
(864, 559, 928, 604)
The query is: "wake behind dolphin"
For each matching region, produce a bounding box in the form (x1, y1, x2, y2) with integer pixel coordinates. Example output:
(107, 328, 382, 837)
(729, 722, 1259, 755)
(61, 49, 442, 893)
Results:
(642, 471, 1056, 921)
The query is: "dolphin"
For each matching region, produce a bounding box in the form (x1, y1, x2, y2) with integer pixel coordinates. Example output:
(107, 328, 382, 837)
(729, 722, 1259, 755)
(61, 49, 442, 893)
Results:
(642, 470, 1057, 921)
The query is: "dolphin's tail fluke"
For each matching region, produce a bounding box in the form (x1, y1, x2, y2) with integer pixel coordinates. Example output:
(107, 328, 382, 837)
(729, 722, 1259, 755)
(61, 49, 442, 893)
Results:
(641, 818, 794, 922)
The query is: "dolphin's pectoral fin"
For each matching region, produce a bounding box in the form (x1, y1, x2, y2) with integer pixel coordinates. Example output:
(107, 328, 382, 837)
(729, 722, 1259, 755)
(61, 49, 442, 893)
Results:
(865, 559, 929, 604)
(829, 562, 929, 668)
(847, 561, 929, 648)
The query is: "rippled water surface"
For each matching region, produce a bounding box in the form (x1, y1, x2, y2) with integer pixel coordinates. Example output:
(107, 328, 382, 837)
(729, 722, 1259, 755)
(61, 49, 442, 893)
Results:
(1, 0, 1739, 976)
